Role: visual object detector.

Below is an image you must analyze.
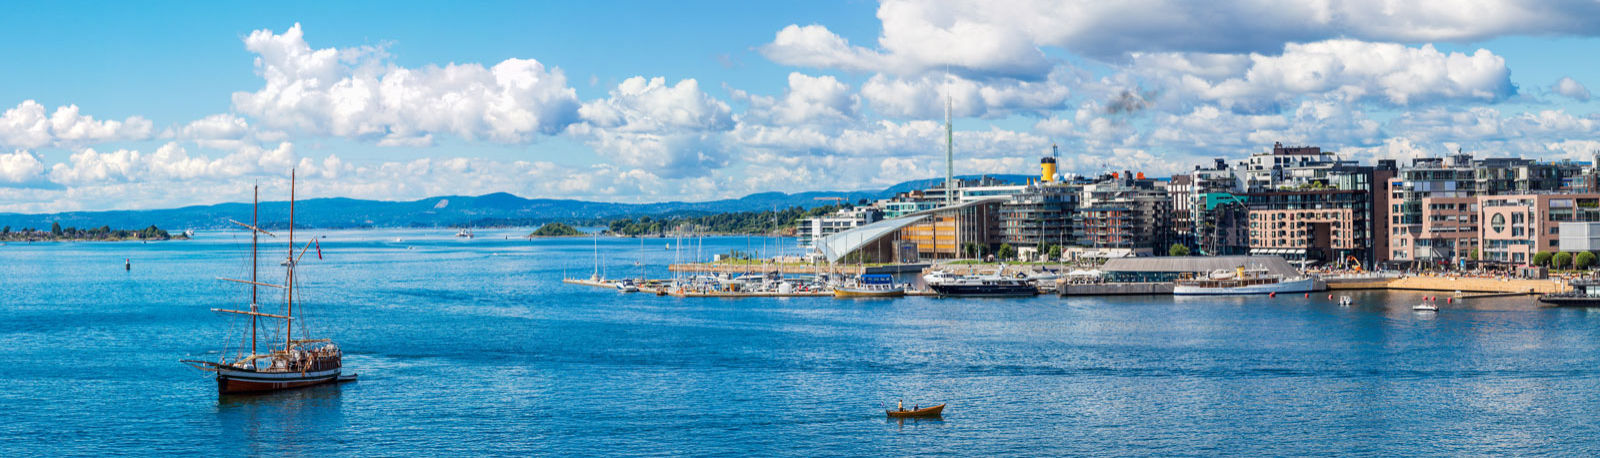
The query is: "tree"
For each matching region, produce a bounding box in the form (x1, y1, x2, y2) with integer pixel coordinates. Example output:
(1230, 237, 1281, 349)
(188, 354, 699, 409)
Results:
(962, 242, 982, 259)
(1555, 252, 1573, 270)
(1533, 251, 1553, 267)
(1469, 249, 1479, 261)
(1, 226, 8, 235)
(1577, 251, 1596, 270)
(1169, 244, 1191, 257)
(51, 222, 62, 236)
(996, 243, 1015, 261)
(1047, 244, 1062, 261)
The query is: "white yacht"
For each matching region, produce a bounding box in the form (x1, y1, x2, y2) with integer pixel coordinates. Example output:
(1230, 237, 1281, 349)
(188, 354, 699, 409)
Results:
(1172, 266, 1319, 295)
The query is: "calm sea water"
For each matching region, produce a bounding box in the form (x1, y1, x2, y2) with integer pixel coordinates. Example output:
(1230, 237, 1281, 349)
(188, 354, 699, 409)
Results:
(4, 229, 1600, 456)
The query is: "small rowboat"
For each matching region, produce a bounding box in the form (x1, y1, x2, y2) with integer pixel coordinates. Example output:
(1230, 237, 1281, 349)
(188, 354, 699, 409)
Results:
(886, 404, 945, 418)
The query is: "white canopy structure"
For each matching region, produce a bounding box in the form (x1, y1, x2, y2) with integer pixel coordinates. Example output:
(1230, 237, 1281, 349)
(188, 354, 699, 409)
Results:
(818, 215, 928, 264)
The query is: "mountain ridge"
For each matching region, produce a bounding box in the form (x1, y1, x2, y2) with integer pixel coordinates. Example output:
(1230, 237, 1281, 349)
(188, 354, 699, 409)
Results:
(0, 175, 1032, 230)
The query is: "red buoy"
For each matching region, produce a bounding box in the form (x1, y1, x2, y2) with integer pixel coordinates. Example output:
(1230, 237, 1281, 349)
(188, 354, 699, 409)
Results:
(1328, 294, 1333, 299)
(1447, 297, 1453, 304)
(1304, 293, 1310, 298)
(1269, 292, 1276, 298)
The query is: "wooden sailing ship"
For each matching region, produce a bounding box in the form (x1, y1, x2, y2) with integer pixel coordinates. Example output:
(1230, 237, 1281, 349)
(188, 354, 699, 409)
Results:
(183, 171, 352, 394)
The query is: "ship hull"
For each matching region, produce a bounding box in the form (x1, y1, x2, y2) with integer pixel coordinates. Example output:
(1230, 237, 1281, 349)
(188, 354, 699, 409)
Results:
(1172, 277, 1319, 295)
(929, 283, 1038, 297)
(217, 367, 342, 394)
(834, 287, 906, 298)
(1537, 296, 1600, 307)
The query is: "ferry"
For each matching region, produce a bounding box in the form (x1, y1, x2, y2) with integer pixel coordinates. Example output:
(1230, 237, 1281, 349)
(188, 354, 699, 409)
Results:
(923, 269, 1039, 297)
(183, 171, 352, 394)
(1172, 266, 1319, 295)
(1538, 280, 1600, 307)
(833, 274, 905, 298)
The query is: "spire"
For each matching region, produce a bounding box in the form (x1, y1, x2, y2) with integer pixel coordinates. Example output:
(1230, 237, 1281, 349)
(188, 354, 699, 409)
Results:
(945, 91, 954, 205)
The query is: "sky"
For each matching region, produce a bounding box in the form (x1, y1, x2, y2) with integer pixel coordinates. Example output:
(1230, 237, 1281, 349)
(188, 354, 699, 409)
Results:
(1, 0, 1598, 213)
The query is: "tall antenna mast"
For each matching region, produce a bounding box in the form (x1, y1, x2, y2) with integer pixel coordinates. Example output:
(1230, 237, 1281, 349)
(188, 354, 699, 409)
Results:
(945, 83, 954, 206)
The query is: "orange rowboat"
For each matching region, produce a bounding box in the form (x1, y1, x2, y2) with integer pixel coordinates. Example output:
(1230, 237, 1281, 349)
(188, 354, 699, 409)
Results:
(886, 404, 945, 418)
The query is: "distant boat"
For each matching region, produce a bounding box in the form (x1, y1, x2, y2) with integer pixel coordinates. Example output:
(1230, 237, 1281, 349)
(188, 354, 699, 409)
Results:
(615, 278, 640, 293)
(182, 171, 350, 394)
(833, 274, 905, 298)
(886, 404, 945, 418)
(1412, 299, 1439, 312)
(1173, 266, 1318, 295)
(1338, 295, 1353, 307)
(456, 228, 474, 238)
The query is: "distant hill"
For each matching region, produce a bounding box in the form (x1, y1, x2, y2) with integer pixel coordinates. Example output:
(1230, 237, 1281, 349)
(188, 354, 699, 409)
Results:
(0, 174, 1032, 230)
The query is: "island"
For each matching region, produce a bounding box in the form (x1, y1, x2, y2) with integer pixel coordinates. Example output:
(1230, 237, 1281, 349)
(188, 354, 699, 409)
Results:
(0, 223, 186, 242)
(528, 222, 583, 237)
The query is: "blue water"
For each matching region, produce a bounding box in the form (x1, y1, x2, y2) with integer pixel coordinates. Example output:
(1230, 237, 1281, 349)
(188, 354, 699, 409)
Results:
(4, 229, 1600, 455)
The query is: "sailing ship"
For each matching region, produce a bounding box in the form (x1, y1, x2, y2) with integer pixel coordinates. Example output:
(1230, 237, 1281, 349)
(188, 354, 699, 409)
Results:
(183, 171, 351, 394)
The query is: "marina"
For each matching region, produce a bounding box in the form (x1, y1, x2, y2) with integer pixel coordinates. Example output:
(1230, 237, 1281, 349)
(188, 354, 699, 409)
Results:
(6, 230, 1600, 456)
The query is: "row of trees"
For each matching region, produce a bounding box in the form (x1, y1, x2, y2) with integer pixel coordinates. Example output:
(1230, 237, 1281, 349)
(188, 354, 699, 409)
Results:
(606, 205, 842, 236)
(1532, 251, 1598, 270)
(0, 223, 176, 241)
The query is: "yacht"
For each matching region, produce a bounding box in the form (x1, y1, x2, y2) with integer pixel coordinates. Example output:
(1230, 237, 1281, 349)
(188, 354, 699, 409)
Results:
(1173, 266, 1319, 295)
(923, 267, 1038, 297)
(833, 274, 905, 298)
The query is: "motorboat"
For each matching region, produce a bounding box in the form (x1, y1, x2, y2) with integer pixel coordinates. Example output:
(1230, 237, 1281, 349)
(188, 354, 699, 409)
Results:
(924, 267, 1038, 297)
(1412, 301, 1438, 312)
(1538, 280, 1600, 307)
(1338, 295, 1353, 307)
(1173, 266, 1319, 295)
(615, 279, 640, 293)
(833, 274, 905, 298)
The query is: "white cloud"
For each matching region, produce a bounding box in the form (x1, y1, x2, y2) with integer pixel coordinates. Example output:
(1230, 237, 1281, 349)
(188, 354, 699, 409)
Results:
(735, 73, 858, 126)
(570, 76, 734, 177)
(1554, 77, 1591, 102)
(763, 0, 1600, 77)
(859, 69, 1073, 119)
(0, 150, 47, 186)
(1150, 40, 1514, 109)
(231, 23, 580, 145)
(0, 100, 153, 149)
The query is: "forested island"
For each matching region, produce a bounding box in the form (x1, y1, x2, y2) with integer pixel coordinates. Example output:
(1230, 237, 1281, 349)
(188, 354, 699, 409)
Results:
(603, 205, 843, 236)
(0, 223, 185, 242)
(528, 222, 583, 237)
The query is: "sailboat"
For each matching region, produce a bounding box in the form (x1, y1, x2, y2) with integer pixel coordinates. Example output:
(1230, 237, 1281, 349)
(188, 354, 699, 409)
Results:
(182, 170, 352, 394)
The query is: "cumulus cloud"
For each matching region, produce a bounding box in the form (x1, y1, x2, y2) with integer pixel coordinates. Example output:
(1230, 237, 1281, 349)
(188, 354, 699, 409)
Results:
(763, 0, 1600, 77)
(1148, 40, 1515, 110)
(0, 150, 47, 186)
(734, 73, 858, 126)
(1554, 77, 1591, 102)
(231, 23, 581, 145)
(859, 68, 1074, 119)
(570, 76, 733, 177)
(0, 100, 153, 149)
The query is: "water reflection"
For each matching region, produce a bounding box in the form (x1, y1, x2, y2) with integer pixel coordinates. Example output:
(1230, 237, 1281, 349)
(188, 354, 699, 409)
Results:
(216, 383, 348, 455)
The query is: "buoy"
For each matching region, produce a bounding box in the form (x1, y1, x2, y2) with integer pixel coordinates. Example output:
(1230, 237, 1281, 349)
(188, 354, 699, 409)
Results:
(125, 259, 130, 271)
(1304, 293, 1309, 298)
(1328, 294, 1333, 299)
(1269, 292, 1276, 298)
(1447, 297, 1453, 304)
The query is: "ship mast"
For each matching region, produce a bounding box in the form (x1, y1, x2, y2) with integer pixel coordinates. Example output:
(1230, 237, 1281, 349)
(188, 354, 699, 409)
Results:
(251, 184, 259, 356)
(285, 169, 295, 351)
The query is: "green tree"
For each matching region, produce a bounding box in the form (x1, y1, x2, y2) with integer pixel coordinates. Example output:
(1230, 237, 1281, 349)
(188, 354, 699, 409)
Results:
(1, 226, 9, 235)
(1168, 243, 1191, 257)
(1577, 251, 1596, 270)
(1533, 251, 1553, 267)
(1555, 252, 1574, 270)
(962, 242, 982, 259)
(50, 222, 62, 236)
(1047, 244, 1062, 261)
(1469, 249, 1479, 261)
(996, 243, 1015, 261)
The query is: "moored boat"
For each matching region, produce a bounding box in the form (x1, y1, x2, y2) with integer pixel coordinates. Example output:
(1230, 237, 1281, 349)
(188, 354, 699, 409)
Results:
(1538, 280, 1600, 307)
(1173, 266, 1319, 295)
(833, 274, 905, 298)
(886, 404, 945, 418)
(182, 171, 349, 394)
(924, 269, 1038, 297)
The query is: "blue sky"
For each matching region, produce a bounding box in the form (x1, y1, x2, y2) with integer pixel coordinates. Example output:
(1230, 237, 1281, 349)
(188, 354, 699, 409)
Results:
(1, 1, 1597, 212)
